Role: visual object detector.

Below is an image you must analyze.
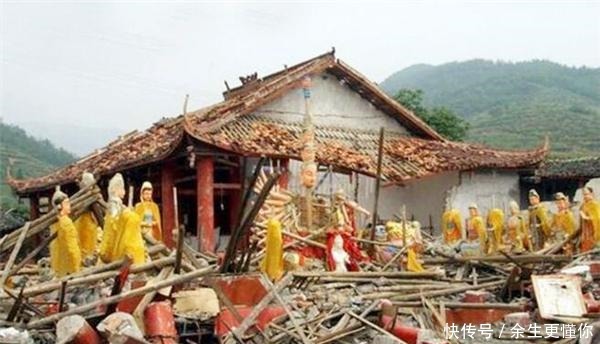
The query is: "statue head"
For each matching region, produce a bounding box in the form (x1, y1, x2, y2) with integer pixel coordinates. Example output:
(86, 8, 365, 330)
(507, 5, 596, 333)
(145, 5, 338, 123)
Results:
(554, 192, 568, 211)
(140, 181, 153, 202)
(442, 209, 462, 234)
(528, 189, 540, 206)
(108, 173, 125, 200)
(51, 187, 70, 216)
(487, 208, 504, 228)
(385, 221, 404, 241)
(374, 224, 387, 242)
(468, 203, 479, 217)
(79, 172, 95, 189)
(301, 163, 317, 188)
(334, 188, 346, 203)
(509, 200, 520, 215)
(332, 234, 344, 250)
(583, 186, 594, 202)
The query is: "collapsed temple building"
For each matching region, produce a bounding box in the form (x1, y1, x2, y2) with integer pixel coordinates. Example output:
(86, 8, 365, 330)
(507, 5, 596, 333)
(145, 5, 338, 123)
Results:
(8, 50, 548, 252)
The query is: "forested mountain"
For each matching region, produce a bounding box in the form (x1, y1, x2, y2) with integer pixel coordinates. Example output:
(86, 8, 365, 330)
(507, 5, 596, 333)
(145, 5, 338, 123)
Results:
(0, 121, 76, 216)
(380, 60, 600, 157)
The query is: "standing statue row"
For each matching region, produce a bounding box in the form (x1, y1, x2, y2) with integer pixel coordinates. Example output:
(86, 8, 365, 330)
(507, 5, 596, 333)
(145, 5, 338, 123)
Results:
(442, 187, 600, 255)
(49, 172, 164, 277)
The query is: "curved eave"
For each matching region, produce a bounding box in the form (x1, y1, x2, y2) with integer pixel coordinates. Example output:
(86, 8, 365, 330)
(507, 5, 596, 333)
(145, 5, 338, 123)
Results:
(8, 119, 186, 196)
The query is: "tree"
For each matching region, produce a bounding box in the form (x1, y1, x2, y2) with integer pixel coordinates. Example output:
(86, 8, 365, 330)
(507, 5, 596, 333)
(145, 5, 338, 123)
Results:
(394, 89, 428, 116)
(393, 89, 470, 141)
(426, 107, 470, 142)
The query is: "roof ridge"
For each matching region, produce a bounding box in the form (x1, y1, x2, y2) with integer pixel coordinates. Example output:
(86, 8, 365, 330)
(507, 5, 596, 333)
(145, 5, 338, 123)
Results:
(222, 49, 336, 98)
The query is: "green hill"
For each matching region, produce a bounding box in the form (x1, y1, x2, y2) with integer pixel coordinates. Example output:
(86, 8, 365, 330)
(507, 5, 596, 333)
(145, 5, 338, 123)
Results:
(380, 60, 600, 157)
(0, 121, 76, 217)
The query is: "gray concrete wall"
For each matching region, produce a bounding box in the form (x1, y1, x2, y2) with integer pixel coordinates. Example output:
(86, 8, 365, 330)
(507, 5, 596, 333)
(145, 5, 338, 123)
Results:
(253, 72, 410, 134)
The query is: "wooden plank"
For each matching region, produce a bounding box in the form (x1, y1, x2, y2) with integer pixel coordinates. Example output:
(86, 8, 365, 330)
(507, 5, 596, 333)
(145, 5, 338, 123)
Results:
(213, 183, 242, 190)
(133, 266, 174, 333)
(369, 127, 385, 255)
(346, 310, 404, 343)
(27, 264, 216, 328)
(263, 276, 311, 344)
(0, 222, 30, 287)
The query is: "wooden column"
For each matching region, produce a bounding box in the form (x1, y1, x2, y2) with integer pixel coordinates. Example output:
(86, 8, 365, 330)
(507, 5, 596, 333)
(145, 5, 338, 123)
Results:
(197, 156, 215, 253)
(278, 158, 289, 189)
(29, 195, 39, 220)
(30, 195, 42, 245)
(228, 159, 242, 238)
(161, 161, 175, 248)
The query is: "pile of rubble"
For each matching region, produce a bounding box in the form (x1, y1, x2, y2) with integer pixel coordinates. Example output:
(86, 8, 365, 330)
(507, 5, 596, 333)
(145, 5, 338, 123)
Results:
(0, 175, 599, 344)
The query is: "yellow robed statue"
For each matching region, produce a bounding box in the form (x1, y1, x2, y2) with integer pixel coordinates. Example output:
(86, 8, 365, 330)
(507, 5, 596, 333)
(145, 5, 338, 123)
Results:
(442, 209, 463, 245)
(506, 201, 530, 252)
(50, 189, 82, 277)
(74, 172, 100, 258)
(134, 181, 162, 242)
(487, 208, 504, 254)
(528, 189, 551, 249)
(580, 187, 600, 252)
(552, 193, 576, 236)
(466, 203, 487, 254)
(261, 219, 284, 282)
(99, 173, 146, 265)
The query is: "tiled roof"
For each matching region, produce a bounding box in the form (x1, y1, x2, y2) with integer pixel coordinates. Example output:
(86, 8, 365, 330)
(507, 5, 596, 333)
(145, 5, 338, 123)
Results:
(7, 51, 548, 194)
(191, 115, 548, 183)
(536, 156, 600, 179)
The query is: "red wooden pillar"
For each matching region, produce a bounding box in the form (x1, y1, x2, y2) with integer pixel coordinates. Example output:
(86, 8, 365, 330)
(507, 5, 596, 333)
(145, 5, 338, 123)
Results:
(161, 161, 175, 248)
(197, 156, 215, 253)
(278, 158, 289, 189)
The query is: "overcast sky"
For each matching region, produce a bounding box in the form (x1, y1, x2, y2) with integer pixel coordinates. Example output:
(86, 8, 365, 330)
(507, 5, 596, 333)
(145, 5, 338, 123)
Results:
(1, 0, 599, 154)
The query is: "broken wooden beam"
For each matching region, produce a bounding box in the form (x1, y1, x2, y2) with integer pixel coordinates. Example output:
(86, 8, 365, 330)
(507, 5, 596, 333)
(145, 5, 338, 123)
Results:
(222, 171, 280, 273)
(293, 271, 444, 279)
(27, 264, 216, 328)
(390, 301, 526, 310)
(346, 310, 404, 343)
(2, 254, 175, 300)
(390, 280, 505, 301)
(262, 275, 311, 344)
(0, 186, 102, 253)
(422, 254, 570, 264)
(0, 222, 30, 287)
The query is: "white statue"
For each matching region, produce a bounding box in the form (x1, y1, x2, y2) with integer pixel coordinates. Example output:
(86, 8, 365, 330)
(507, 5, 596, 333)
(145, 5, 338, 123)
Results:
(330, 234, 350, 272)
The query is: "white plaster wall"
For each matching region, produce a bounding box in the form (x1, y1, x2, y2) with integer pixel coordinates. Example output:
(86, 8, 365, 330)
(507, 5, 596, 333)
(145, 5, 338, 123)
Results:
(574, 178, 600, 203)
(448, 170, 521, 222)
(253, 72, 410, 134)
(286, 158, 460, 232)
(252, 158, 524, 235)
(356, 172, 460, 232)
